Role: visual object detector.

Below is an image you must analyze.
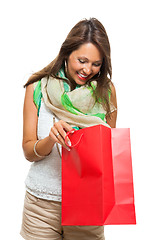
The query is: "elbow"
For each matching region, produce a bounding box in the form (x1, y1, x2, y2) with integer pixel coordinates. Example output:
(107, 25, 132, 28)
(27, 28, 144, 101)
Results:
(24, 154, 34, 162)
(22, 142, 34, 162)
(23, 149, 34, 162)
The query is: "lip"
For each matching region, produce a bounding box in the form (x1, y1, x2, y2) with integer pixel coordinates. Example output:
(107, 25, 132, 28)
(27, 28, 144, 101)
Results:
(77, 72, 89, 81)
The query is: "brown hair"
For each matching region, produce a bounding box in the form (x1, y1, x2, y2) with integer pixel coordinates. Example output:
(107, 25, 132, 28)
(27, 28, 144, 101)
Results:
(24, 18, 112, 114)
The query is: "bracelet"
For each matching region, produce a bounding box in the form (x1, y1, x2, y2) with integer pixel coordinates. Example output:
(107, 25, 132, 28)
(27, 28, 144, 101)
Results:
(33, 140, 45, 158)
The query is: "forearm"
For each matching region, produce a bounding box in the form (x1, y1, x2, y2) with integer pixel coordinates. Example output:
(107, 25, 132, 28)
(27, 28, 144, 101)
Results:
(23, 136, 56, 162)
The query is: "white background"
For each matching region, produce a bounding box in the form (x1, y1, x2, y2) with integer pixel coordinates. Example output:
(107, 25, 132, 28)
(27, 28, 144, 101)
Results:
(0, 0, 160, 239)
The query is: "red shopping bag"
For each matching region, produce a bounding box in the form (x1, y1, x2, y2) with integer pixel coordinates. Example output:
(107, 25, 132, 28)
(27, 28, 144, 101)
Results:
(62, 125, 136, 225)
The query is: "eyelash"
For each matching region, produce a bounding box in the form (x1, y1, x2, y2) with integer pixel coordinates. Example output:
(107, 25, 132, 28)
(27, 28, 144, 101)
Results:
(78, 59, 101, 67)
(78, 59, 85, 64)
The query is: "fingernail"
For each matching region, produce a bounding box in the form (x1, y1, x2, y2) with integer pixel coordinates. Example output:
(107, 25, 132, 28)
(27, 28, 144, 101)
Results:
(67, 147, 70, 152)
(67, 140, 71, 146)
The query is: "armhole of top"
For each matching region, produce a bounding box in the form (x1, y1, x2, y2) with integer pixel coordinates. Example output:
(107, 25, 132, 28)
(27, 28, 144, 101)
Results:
(33, 80, 42, 116)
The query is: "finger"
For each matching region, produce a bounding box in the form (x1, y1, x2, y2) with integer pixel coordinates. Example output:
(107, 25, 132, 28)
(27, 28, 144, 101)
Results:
(60, 120, 73, 132)
(49, 128, 70, 151)
(54, 120, 72, 144)
(49, 128, 61, 143)
(50, 126, 70, 151)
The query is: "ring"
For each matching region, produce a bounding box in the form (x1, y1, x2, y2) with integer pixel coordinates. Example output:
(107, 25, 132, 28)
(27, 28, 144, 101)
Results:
(56, 133, 60, 138)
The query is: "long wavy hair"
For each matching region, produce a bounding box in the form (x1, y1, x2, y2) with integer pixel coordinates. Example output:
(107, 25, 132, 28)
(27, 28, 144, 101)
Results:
(24, 18, 112, 114)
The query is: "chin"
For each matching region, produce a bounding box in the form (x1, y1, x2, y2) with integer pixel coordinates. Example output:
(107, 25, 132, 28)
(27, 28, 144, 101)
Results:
(75, 79, 88, 85)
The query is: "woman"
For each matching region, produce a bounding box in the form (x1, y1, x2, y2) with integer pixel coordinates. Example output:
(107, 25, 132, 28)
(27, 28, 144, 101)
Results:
(20, 18, 117, 240)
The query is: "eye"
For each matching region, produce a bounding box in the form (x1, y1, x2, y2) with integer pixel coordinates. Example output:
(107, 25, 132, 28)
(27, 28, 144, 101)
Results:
(93, 63, 102, 67)
(78, 59, 86, 64)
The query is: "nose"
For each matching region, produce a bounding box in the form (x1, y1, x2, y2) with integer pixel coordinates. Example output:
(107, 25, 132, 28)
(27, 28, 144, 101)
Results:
(83, 64, 92, 75)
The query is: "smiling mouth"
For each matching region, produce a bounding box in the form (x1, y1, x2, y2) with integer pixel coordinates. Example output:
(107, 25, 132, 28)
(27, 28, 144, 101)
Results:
(77, 72, 89, 81)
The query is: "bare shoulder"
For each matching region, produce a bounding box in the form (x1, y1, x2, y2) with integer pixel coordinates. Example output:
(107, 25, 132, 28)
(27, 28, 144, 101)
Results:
(106, 82, 117, 128)
(25, 83, 34, 97)
(23, 83, 37, 116)
(23, 83, 38, 145)
(110, 82, 116, 94)
(110, 82, 117, 108)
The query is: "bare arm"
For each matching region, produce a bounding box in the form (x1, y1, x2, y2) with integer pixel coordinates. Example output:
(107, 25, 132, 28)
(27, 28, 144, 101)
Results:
(106, 83, 117, 128)
(22, 84, 72, 162)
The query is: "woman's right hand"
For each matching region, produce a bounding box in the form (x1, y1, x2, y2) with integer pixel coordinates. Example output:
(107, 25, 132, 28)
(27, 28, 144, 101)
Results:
(49, 120, 73, 151)
(23, 84, 73, 162)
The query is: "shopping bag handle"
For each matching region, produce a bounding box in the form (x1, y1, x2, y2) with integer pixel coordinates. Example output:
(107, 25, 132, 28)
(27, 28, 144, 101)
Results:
(65, 129, 84, 148)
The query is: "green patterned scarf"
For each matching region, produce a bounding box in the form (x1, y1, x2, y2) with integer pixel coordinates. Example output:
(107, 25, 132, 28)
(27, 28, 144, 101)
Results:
(34, 68, 115, 129)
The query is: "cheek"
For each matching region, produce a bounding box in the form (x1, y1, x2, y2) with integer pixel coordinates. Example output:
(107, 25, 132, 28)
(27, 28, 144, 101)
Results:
(93, 67, 101, 75)
(68, 61, 81, 73)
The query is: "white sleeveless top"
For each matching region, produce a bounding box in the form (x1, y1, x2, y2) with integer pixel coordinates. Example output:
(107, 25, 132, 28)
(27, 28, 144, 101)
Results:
(25, 99, 62, 201)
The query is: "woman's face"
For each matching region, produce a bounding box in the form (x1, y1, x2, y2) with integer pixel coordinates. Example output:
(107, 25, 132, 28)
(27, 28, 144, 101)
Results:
(66, 43, 103, 85)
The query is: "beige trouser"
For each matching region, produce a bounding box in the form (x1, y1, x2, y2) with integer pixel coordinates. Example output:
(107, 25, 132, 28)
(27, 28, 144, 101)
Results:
(20, 191, 105, 240)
